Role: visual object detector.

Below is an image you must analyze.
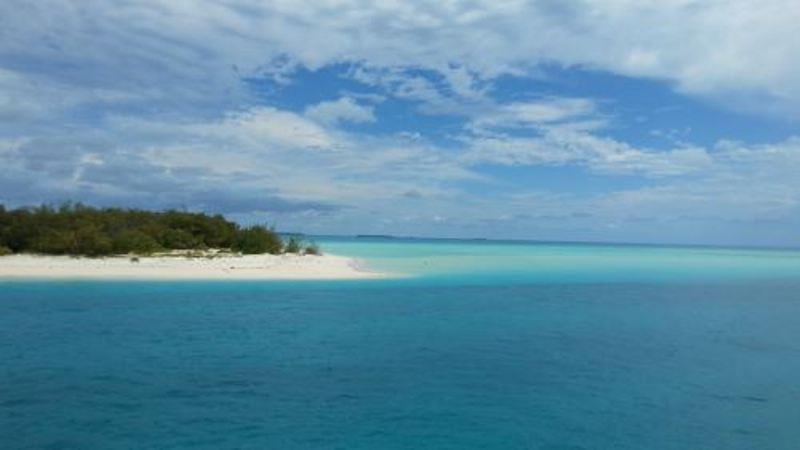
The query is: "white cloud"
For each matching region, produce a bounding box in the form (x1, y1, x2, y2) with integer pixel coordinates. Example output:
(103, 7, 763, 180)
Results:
(97, 105, 478, 209)
(228, 108, 333, 150)
(461, 97, 712, 177)
(2, 97, 800, 244)
(3, 0, 798, 115)
(200, 107, 335, 150)
(2, 1, 800, 244)
(305, 97, 376, 125)
(349, 66, 480, 115)
(470, 98, 597, 130)
(0, 68, 140, 123)
(590, 137, 800, 223)
(462, 131, 713, 177)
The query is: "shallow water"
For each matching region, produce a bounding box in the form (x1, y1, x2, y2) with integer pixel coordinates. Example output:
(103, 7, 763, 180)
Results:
(321, 236, 800, 284)
(2, 239, 800, 449)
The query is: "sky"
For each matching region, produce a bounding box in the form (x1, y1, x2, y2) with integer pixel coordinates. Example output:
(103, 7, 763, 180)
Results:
(1, 1, 800, 247)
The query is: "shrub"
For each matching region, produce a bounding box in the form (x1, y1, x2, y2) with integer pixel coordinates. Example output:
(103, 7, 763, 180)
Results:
(74, 226, 113, 257)
(283, 236, 302, 253)
(0, 203, 287, 256)
(113, 229, 161, 255)
(233, 225, 282, 254)
(201, 214, 238, 248)
(160, 229, 203, 250)
(32, 230, 76, 254)
(0, 245, 12, 256)
(304, 243, 320, 255)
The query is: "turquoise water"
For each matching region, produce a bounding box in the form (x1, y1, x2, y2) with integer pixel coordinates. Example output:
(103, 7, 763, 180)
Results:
(2, 239, 800, 449)
(321, 237, 800, 284)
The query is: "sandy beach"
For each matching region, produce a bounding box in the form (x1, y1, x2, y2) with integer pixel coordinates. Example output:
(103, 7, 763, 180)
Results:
(0, 253, 384, 281)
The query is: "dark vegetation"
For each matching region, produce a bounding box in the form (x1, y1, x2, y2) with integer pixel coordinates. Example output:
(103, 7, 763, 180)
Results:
(284, 236, 302, 253)
(0, 203, 321, 257)
(283, 235, 320, 255)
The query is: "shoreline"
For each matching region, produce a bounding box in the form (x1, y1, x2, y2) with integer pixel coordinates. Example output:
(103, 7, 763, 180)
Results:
(0, 253, 386, 281)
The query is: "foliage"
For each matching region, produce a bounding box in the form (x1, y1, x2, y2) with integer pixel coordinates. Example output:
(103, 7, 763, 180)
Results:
(304, 243, 321, 255)
(232, 225, 283, 255)
(112, 229, 162, 255)
(282, 235, 321, 255)
(0, 245, 11, 256)
(0, 203, 297, 257)
(160, 228, 203, 250)
(283, 236, 302, 253)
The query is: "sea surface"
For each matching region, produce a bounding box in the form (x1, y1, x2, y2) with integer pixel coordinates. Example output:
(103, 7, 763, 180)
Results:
(2, 238, 800, 449)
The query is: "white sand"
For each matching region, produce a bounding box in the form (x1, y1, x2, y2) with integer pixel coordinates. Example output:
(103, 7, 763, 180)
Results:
(0, 253, 385, 281)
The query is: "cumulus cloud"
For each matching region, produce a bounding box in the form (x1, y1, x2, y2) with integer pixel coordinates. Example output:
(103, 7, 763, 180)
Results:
(1, 0, 799, 244)
(202, 107, 336, 150)
(2, 0, 798, 115)
(305, 97, 376, 125)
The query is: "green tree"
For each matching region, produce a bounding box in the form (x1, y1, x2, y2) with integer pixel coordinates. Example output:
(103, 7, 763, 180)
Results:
(112, 229, 162, 254)
(0, 203, 302, 256)
(233, 225, 283, 254)
(160, 228, 203, 249)
(74, 225, 113, 256)
(32, 229, 76, 254)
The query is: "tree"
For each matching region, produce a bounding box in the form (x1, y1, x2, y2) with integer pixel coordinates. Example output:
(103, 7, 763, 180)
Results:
(160, 228, 203, 250)
(0, 203, 301, 257)
(74, 225, 113, 256)
(112, 229, 162, 255)
(233, 225, 283, 254)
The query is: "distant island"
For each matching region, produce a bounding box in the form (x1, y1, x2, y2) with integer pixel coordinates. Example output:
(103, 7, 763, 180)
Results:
(0, 203, 318, 257)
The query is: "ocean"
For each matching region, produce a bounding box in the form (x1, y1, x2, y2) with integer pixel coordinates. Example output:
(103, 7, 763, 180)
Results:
(2, 238, 800, 449)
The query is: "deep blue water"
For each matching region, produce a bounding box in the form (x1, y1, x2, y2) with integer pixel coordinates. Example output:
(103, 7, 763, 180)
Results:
(2, 240, 800, 449)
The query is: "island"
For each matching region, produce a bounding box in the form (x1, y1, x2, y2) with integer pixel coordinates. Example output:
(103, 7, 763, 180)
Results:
(0, 203, 381, 280)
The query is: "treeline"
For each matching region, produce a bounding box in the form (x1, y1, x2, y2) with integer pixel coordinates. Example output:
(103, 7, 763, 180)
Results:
(0, 203, 319, 257)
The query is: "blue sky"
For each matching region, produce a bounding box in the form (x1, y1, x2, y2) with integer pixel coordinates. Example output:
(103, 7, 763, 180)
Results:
(1, 1, 800, 246)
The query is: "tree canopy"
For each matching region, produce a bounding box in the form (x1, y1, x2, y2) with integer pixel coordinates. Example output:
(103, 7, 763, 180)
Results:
(0, 203, 295, 256)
